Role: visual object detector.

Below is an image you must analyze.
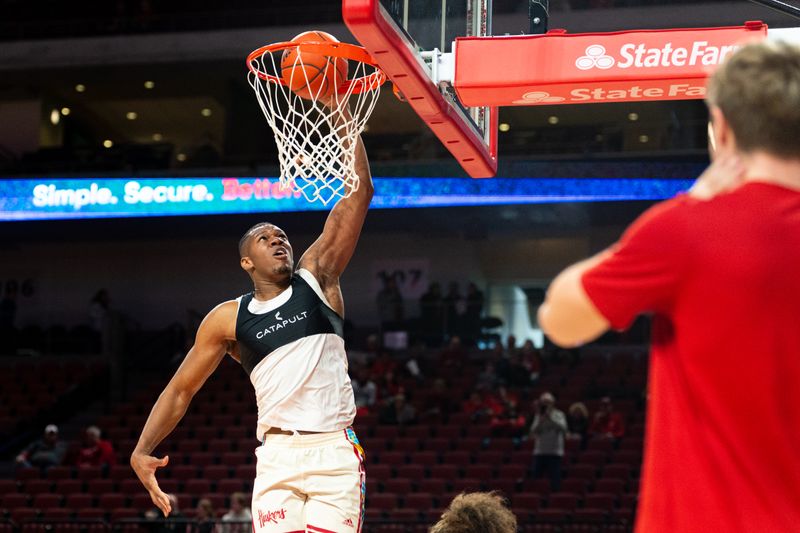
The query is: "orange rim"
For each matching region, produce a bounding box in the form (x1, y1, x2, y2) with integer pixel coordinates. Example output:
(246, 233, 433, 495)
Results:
(247, 41, 387, 95)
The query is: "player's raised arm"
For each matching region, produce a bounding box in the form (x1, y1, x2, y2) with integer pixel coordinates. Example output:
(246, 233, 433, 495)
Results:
(298, 113, 374, 283)
(130, 301, 236, 516)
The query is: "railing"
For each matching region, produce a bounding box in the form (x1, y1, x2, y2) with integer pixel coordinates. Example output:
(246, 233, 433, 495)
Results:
(1, 517, 633, 532)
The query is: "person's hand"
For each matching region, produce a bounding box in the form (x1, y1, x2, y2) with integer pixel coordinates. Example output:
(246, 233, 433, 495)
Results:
(689, 153, 746, 200)
(130, 452, 172, 516)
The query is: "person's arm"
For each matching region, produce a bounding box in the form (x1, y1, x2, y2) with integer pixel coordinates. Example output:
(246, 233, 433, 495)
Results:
(538, 251, 612, 348)
(297, 108, 373, 294)
(552, 411, 568, 434)
(130, 301, 235, 516)
(529, 414, 544, 437)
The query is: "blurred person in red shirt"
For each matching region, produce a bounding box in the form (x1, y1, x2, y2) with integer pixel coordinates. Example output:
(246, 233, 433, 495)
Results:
(589, 397, 625, 440)
(76, 426, 116, 467)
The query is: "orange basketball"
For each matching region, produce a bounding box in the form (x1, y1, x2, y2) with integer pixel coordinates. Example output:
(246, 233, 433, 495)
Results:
(280, 31, 349, 101)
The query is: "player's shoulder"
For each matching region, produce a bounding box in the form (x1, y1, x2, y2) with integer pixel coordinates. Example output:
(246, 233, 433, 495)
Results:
(204, 300, 240, 326)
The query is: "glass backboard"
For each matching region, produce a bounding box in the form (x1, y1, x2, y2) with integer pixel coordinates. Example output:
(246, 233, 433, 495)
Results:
(344, 0, 498, 177)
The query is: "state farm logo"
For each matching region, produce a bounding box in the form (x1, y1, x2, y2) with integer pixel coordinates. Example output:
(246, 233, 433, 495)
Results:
(575, 41, 740, 71)
(512, 91, 565, 105)
(576, 45, 615, 70)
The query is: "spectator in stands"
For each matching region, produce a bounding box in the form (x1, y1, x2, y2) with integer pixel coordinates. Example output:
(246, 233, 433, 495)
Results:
(529, 392, 567, 491)
(463, 282, 484, 344)
(422, 378, 453, 421)
(463, 391, 491, 420)
(15, 424, 67, 470)
(476, 362, 502, 390)
(438, 335, 466, 368)
(376, 275, 404, 332)
(75, 425, 117, 468)
(518, 340, 543, 383)
(0, 280, 18, 355)
(88, 289, 110, 333)
(193, 498, 215, 533)
(442, 282, 463, 336)
(590, 397, 625, 440)
(221, 492, 251, 533)
(490, 389, 526, 438)
(430, 491, 517, 533)
(370, 350, 398, 379)
(504, 334, 518, 359)
(487, 342, 512, 384)
(419, 282, 444, 345)
(351, 366, 377, 414)
(566, 402, 590, 449)
(379, 392, 417, 425)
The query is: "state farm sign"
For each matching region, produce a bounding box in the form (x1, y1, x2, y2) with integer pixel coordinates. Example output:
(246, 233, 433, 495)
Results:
(454, 22, 767, 106)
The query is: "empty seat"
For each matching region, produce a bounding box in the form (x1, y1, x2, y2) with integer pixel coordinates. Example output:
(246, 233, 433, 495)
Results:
(428, 465, 457, 479)
(45, 466, 72, 481)
(64, 494, 94, 509)
(367, 493, 397, 510)
(416, 478, 446, 494)
(403, 493, 434, 509)
(401, 464, 425, 480)
(32, 494, 62, 509)
(97, 493, 127, 509)
(463, 464, 493, 479)
(584, 493, 616, 510)
(85, 479, 115, 495)
(23, 480, 52, 495)
(203, 465, 230, 481)
(53, 479, 86, 494)
(378, 452, 406, 466)
(216, 479, 245, 494)
(183, 479, 211, 494)
(594, 479, 626, 495)
(449, 477, 481, 492)
(382, 479, 411, 494)
(40, 508, 71, 520)
(602, 463, 632, 479)
(547, 492, 578, 511)
(512, 492, 541, 511)
(111, 508, 140, 521)
(76, 508, 106, 520)
(76, 466, 103, 481)
(574, 507, 607, 524)
(2, 493, 30, 508)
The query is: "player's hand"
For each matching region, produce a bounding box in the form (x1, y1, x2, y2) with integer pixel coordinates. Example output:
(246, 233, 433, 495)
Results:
(689, 153, 745, 200)
(130, 452, 172, 516)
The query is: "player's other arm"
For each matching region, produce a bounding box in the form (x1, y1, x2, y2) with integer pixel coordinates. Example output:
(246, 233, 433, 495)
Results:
(298, 126, 373, 282)
(130, 301, 235, 516)
(538, 252, 611, 348)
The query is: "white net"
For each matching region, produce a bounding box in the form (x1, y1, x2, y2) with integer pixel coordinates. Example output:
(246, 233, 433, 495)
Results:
(248, 43, 384, 205)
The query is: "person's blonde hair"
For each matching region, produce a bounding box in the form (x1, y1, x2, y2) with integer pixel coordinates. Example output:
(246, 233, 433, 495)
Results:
(707, 40, 800, 159)
(429, 492, 517, 533)
(569, 402, 588, 418)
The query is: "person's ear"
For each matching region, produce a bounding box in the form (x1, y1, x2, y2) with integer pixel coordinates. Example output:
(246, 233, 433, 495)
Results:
(709, 107, 737, 158)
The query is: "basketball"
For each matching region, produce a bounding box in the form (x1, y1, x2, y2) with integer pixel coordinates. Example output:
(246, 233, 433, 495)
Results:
(280, 31, 349, 101)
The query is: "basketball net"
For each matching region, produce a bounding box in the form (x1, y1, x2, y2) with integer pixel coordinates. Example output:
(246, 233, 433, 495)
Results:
(248, 43, 385, 205)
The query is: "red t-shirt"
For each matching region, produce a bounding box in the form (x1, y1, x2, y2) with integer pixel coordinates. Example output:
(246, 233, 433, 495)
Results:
(582, 182, 800, 533)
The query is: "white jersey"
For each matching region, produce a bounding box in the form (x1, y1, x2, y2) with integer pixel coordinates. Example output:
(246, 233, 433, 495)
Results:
(235, 269, 356, 437)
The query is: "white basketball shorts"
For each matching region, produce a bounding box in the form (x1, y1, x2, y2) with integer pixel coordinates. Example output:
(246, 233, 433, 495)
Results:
(251, 427, 365, 533)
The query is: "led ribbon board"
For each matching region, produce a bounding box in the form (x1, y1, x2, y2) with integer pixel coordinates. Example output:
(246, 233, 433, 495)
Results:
(0, 176, 694, 221)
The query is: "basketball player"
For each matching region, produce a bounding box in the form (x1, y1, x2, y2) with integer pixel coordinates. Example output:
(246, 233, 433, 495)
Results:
(130, 117, 372, 532)
(538, 41, 800, 532)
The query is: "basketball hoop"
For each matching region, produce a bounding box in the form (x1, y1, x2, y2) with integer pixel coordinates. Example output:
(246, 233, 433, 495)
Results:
(247, 40, 386, 205)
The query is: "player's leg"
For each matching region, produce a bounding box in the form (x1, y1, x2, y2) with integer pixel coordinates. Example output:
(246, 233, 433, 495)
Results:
(252, 438, 307, 532)
(303, 428, 365, 533)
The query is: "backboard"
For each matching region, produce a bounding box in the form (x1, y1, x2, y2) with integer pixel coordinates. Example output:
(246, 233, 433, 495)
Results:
(343, 0, 498, 178)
